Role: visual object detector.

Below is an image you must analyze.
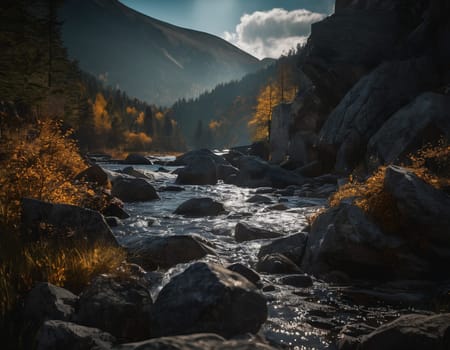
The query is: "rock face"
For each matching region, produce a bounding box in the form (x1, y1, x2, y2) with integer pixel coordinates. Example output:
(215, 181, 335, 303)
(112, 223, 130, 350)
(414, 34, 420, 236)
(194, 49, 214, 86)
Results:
(319, 57, 437, 173)
(75, 165, 109, 187)
(111, 178, 159, 202)
(176, 156, 217, 185)
(150, 262, 267, 338)
(301, 203, 426, 280)
(234, 223, 283, 242)
(368, 93, 450, 165)
(76, 275, 152, 341)
(270, 103, 293, 163)
(174, 198, 225, 217)
(36, 320, 116, 350)
(356, 313, 450, 350)
(21, 198, 118, 246)
(258, 233, 308, 266)
(24, 283, 78, 325)
(126, 234, 215, 270)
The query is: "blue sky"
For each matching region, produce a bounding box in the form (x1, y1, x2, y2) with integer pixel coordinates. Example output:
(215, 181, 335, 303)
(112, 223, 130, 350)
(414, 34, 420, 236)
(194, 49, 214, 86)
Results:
(119, 0, 334, 59)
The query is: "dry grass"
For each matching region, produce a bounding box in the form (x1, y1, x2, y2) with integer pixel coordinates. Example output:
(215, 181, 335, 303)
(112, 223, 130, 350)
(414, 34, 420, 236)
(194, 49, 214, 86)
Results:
(0, 239, 126, 318)
(329, 140, 450, 232)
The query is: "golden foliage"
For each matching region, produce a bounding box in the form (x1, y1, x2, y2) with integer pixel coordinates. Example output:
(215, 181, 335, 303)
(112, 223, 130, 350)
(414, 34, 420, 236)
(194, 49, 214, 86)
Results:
(136, 111, 145, 126)
(248, 78, 297, 142)
(126, 106, 138, 116)
(93, 93, 111, 131)
(209, 120, 222, 130)
(329, 141, 450, 233)
(124, 131, 152, 151)
(0, 120, 93, 224)
(155, 111, 164, 121)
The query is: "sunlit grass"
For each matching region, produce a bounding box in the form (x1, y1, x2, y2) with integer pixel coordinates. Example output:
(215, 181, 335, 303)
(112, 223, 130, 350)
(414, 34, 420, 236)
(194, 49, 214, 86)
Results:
(329, 140, 450, 232)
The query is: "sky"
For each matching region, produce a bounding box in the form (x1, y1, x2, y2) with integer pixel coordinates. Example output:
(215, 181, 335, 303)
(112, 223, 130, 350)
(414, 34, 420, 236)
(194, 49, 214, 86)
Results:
(119, 0, 335, 59)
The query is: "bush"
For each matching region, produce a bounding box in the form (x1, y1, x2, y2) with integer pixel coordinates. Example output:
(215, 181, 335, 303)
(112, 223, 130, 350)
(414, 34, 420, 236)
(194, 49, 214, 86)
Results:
(0, 119, 105, 225)
(329, 141, 450, 233)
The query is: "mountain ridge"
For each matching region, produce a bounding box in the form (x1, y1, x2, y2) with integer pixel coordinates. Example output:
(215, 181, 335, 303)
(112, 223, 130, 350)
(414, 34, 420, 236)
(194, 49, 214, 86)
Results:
(60, 0, 262, 105)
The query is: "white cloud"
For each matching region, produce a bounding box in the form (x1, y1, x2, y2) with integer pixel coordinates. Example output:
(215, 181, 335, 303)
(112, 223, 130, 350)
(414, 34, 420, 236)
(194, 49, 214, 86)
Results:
(224, 8, 326, 59)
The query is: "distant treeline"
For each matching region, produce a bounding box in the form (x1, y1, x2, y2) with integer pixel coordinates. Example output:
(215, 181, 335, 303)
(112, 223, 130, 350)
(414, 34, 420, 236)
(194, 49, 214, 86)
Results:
(0, 0, 186, 153)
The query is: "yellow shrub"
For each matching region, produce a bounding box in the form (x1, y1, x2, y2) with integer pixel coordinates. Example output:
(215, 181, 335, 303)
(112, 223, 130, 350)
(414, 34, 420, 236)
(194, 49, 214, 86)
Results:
(124, 131, 152, 151)
(330, 141, 450, 233)
(0, 120, 95, 224)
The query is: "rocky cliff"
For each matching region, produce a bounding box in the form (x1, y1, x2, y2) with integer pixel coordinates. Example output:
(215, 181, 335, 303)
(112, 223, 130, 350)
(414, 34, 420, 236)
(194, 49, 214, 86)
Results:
(270, 0, 450, 175)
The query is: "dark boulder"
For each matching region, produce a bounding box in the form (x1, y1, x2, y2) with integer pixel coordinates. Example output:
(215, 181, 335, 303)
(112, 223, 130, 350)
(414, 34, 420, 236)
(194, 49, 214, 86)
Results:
(24, 283, 78, 325)
(159, 185, 185, 192)
(356, 313, 450, 350)
(124, 153, 153, 165)
(122, 166, 155, 180)
(105, 216, 121, 227)
(249, 141, 270, 161)
(36, 320, 116, 350)
(75, 165, 109, 187)
(111, 178, 159, 202)
(301, 203, 428, 280)
(258, 233, 308, 266)
(176, 156, 217, 185)
(227, 263, 261, 286)
(256, 253, 302, 274)
(172, 149, 228, 166)
(76, 275, 152, 341)
(280, 274, 313, 288)
(102, 203, 130, 220)
(174, 198, 225, 217)
(149, 262, 267, 338)
(234, 223, 283, 242)
(246, 195, 272, 204)
(21, 198, 118, 246)
(113, 333, 277, 350)
(217, 164, 240, 181)
(126, 234, 215, 270)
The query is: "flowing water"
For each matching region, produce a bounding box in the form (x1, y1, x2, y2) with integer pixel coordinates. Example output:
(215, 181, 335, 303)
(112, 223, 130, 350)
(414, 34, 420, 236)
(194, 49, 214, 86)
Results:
(101, 160, 422, 349)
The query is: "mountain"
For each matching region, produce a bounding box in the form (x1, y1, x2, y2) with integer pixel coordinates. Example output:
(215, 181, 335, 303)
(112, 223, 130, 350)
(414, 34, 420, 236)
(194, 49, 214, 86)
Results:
(59, 0, 262, 106)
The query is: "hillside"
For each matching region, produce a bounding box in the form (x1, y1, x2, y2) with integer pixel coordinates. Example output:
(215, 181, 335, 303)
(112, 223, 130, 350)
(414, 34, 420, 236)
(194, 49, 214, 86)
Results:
(60, 0, 262, 106)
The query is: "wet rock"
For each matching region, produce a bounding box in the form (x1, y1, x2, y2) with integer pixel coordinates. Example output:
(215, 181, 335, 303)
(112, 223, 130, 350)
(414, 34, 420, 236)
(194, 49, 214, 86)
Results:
(368, 93, 450, 165)
(223, 149, 245, 167)
(102, 203, 130, 220)
(24, 283, 78, 325)
(258, 233, 307, 266)
(124, 153, 153, 165)
(301, 203, 428, 280)
(159, 185, 185, 192)
(75, 165, 108, 187)
(227, 263, 261, 286)
(113, 333, 277, 350)
(174, 198, 225, 217)
(267, 203, 288, 211)
(246, 195, 272, 204)
(217, 164, 240, 181)
(127, 234, 215, 270)
(249, 141, 270, 161)
(296, 161, 324, 178)
(235, 156, 304, 189)
(356, 313, 450, 350)
(176, 156, 217, 185)
(21, 198, 118, 246)
(279, 274, 313, 288)
(235, 223, 283, 242)
(105, 216, 121, 227)
(256, 253, 302, 274)
(315, 184, 338, 198)
(173, 149, 228, 166)
(254, 187, 275, 194)
(122, 166, 154, 180)
(36, 320, 116, 350)
(76, 275, 152, 341)
(262, 285, 276, 292)
(149, 262, 267, 338)
(111, 178, 159, 202)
